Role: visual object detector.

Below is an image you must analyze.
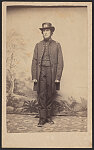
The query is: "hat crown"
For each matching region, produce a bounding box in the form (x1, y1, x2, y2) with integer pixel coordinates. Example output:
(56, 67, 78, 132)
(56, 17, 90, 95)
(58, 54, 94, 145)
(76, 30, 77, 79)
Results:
(42, 22, 52, 28)
(39, 22, 55, 32)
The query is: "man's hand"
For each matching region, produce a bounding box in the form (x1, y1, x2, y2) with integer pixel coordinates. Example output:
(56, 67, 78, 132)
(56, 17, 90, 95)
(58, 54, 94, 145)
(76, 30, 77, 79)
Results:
(55, 80, 60, 83)
(33, 79, 37, 83)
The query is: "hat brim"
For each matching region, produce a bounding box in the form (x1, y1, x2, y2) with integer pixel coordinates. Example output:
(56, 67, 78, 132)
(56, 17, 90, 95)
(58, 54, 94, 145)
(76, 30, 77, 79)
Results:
(39, 27, 55, 32)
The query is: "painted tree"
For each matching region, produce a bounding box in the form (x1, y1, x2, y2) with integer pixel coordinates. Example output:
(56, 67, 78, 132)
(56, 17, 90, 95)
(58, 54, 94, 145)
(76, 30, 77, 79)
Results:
(6, 30, 26, 96)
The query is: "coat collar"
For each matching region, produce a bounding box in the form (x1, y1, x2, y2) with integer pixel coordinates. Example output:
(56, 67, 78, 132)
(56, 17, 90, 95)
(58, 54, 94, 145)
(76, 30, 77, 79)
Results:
(38, 38, 54, 65)
(42, 38, 53, 45)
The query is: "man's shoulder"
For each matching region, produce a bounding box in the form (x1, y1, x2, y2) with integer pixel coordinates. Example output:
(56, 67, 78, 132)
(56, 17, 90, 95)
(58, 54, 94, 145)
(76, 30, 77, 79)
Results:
(51, 40, 61, 46)
(52, 40, 59, 44)
(36, 40, 61, 46)
(36, 40, 43, 46)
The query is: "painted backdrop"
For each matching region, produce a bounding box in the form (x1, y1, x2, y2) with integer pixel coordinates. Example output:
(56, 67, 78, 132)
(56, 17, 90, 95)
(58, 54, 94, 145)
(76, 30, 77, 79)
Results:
(6, 6, 88, 102)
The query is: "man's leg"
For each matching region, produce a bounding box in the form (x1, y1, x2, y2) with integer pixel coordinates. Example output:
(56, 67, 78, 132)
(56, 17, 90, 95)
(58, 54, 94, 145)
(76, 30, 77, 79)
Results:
(37, 66, 47, 126)
(46, 67, 54, 123)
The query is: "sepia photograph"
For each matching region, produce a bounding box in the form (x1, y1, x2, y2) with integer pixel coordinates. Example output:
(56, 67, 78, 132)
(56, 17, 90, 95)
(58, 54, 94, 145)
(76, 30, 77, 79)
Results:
(2, 2, 92, 148)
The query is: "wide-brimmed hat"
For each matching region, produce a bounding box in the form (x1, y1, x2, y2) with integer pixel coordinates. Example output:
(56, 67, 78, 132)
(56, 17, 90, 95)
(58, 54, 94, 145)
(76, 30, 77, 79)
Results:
(39, 22, 55, 32)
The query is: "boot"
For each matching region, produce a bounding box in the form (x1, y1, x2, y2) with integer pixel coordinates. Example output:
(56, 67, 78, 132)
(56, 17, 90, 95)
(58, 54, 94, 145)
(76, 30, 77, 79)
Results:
(38, 109, 46, 127)
(46, 108, 54, 124)
(38, 119, 46, 127)
(46, 118, 54, 124)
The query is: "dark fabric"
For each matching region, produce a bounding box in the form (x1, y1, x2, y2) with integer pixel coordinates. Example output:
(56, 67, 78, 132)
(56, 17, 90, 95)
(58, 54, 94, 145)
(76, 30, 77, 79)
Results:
(31, 39, 64, 93)
(33, 82, 38, 91)
(42, 42, 50, 61)
(33, 81, 60, 91)
(41, 41, 51, 66)
(55, 82, 60, 90)
(38, 66, 53, 120)
(32, 39, 64, 121)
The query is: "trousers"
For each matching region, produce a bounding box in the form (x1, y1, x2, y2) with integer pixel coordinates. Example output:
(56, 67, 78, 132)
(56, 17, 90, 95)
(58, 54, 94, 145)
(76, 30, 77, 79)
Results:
(38, 66, 53, 120)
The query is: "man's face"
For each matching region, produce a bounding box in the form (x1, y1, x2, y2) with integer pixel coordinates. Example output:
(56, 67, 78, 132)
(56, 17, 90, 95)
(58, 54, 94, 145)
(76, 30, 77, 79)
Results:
(43, 29, 52, 40)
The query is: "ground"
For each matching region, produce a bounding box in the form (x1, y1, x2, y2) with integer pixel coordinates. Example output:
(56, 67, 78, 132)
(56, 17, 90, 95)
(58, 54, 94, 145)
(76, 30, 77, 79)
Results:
(7, 114, 87, 133)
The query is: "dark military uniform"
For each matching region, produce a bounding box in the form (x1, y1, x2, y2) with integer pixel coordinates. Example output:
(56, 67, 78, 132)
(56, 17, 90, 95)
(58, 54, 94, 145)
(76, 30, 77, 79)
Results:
(32, 38, 64, 123)
(32, 23, 64, 125)
(38, 40, 53, 121)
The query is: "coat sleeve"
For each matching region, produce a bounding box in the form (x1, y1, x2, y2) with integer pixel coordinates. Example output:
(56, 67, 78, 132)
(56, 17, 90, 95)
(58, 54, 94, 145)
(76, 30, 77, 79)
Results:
(56, 43, 64, 81)
(31, 44, 38, 80)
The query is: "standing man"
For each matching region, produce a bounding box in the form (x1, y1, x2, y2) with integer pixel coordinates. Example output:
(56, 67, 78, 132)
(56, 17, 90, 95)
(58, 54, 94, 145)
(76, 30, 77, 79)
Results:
(32, 22, 64, 127)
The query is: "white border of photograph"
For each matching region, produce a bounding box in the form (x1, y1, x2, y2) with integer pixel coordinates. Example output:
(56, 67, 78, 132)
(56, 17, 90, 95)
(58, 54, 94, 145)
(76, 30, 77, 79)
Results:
(2, 2, 92, 148)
